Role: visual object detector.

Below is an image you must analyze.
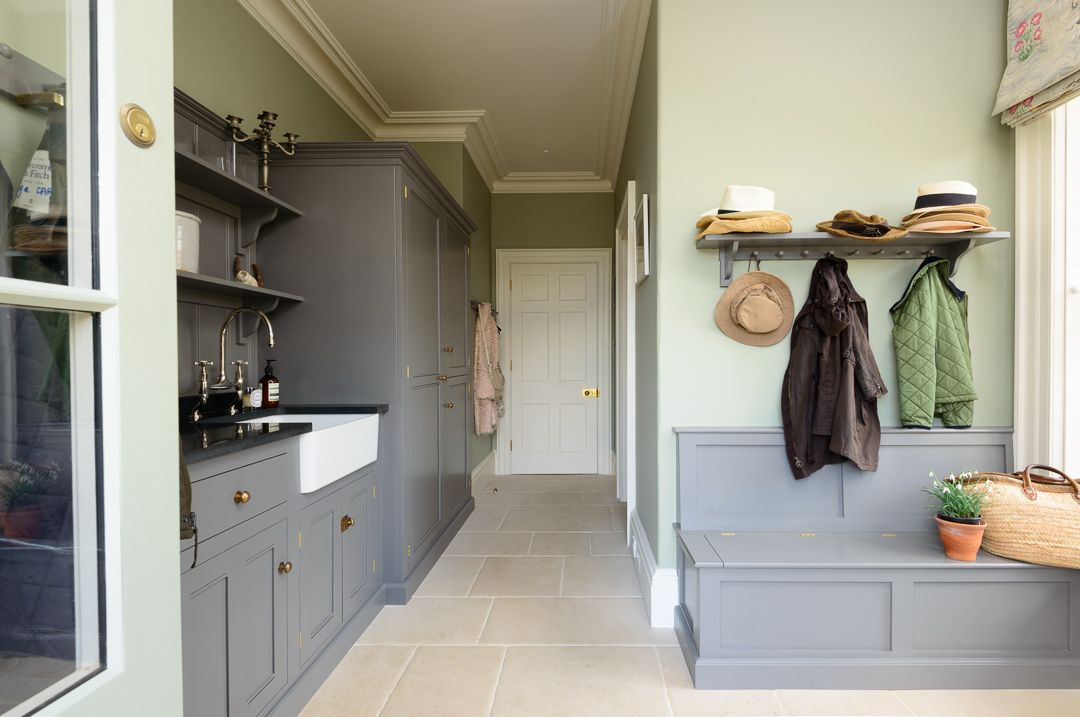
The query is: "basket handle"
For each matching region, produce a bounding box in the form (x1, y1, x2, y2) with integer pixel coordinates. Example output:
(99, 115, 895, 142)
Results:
(1019, 465, 1080, 503)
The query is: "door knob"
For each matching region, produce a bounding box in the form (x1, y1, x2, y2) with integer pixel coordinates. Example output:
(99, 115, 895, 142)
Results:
(443, 346, 454, 353)
(340, 515, 355, 532)
(234, 490, 251, 504)
(438, 375, 449, 381)
(444, 402, 455, 409)
(277, 561, 293, 574)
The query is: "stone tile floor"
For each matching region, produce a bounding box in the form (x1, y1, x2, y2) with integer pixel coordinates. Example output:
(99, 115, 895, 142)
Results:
(302, 475, 1080, 716)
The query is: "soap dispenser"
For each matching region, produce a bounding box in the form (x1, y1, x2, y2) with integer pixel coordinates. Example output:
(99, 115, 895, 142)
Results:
(260, 359, 280, 408)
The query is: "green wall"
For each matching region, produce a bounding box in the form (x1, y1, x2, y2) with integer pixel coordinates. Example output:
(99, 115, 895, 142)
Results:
(413, 143, 465, 203)
(492, 193, 615, 251)
(173, 0, 369, 141)
(615, 1, 659, 552)
(644, 0, 1014, 567)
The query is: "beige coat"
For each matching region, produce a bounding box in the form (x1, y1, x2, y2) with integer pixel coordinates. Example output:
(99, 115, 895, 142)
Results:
(473, 303, 504, 435)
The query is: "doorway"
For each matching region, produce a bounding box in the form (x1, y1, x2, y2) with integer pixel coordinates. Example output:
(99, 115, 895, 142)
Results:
(495, 249, 612, 475)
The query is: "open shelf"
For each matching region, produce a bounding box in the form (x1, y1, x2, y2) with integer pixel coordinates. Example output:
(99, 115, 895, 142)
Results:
(177, 271, 304, 311)
(696, 231, 1010, 286)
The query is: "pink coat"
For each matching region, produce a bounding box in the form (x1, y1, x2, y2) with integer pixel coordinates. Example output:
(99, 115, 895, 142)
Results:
(473, 303, 504, 436)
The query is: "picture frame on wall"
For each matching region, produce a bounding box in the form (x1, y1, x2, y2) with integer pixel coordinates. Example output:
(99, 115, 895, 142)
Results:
(635, 193, 650, 284)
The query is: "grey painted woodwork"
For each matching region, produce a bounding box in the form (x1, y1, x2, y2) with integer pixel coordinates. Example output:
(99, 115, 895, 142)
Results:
(672, 428, 1080, 689)
(297, 490, 342, 667)
(187, 450, 290, 543)
(256, 142, 477, 603)
(440, 376, 470, 520)
(341, 471, 376, 615)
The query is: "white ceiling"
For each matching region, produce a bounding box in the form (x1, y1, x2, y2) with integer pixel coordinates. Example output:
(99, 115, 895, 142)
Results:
(238, 0, 651, 192)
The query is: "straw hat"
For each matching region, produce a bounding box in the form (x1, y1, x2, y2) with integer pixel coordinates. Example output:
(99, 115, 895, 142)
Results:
(904, 211, 995, 234)
(714, 271, 795, 347)
(697, 185, 792, 221)
(901, 180, 990, 224)
(696, 214, 793, 238)
(817, 210, 907, 242)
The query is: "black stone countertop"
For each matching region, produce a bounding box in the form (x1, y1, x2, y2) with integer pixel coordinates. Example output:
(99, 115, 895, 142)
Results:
(181, 404, 389, 465)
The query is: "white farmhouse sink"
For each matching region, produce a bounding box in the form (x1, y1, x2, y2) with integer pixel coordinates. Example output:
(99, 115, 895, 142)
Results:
(240, 413, 379, 493)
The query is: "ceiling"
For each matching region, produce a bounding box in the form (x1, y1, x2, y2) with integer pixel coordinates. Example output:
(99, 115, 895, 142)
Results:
(238, 0, 651, 193)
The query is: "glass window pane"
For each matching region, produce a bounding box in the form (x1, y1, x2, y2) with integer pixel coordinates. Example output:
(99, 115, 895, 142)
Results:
(0, 305, 102, 712)
(1, 0, 93, 288)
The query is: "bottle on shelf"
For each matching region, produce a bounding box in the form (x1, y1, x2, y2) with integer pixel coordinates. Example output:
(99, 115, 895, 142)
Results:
(259, 359, 280, 408)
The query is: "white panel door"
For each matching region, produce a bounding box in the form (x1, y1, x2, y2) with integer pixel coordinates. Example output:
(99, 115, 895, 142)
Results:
(510, 262, 600, 474)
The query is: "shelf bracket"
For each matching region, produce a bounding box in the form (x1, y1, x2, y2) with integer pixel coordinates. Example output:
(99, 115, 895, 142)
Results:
(718, 239, 738, 288)
(943, 238, 976, 278)
(240, 205, 279, 248)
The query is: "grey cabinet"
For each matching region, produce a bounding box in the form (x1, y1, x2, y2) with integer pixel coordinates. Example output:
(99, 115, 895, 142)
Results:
(258, 143, 477, 603)
(341, 472, 376, 615)
(297, 491, 342, 667)
(181, 515, 289, 717)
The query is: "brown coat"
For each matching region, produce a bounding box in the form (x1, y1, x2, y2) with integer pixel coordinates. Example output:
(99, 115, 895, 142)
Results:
(781, 258, 886, 479)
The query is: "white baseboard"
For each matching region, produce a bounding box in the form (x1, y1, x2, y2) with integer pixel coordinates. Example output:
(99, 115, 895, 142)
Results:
(471, 451, 497, 495)
(629, 508, 677, 628)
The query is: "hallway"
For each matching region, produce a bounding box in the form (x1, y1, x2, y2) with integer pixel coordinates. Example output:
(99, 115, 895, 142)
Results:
(301, 476, 1080, 717)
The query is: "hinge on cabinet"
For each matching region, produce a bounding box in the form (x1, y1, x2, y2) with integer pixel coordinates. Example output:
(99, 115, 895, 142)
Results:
(466, 244, 471, 255)
(299, 631, 303, 648)
(406, 365, 411, 378)
(298, 531, 302, 548)
(373, 485, 377, 498)
(509, 279, 512, 290)
(407, 544, 411, 557)
(372, 559, 377, 573)
(509, 359, 512, 371)
(404, 185, 408, 198)
(510, 439, 513, 451)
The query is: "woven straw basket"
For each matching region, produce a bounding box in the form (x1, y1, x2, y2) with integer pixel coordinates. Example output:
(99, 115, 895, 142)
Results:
(970, 465, 1080, 570)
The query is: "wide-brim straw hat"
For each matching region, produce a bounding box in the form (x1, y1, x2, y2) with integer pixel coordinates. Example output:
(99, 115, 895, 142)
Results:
(714, 271, 795, 347)
(904, 211, 995, 233)
(901, 204, 991, 225)
(696, 212, 793, 238)
(816, 210, 908, 242)
(903, 180, 991, 222)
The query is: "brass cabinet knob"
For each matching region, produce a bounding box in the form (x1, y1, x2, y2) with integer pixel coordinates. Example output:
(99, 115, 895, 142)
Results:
(340, 515, 355, 532)
(444, 402, 455, 409)
(438, 375, 449, 381)
(277, 561, 292, 574)
(443, 346, 454, 353)
(234, 490, 251, 504)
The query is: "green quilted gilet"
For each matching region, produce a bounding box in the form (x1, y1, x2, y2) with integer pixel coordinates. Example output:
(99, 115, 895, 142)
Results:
(890, 259, 976, 428)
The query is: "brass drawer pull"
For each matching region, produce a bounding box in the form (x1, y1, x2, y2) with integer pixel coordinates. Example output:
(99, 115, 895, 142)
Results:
(438, 374, 448, 381)
(234, 490, 251, 504)
(340, 515, 355, 532)
(443, 346, 454, 353)
(277, 561, 292, 574)
(444, 402, 455, 409)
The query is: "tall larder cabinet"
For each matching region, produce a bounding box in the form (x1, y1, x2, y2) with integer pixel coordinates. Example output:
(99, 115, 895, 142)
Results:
(258, 143, 476, 603)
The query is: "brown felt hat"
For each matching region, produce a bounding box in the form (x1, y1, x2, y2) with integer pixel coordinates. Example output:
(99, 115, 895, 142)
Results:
(816, 210, 907, 242)
(714, 271, 794, 347)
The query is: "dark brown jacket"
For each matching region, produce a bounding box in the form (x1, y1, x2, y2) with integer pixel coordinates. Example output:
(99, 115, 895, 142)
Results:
(781, 257, 886, 479)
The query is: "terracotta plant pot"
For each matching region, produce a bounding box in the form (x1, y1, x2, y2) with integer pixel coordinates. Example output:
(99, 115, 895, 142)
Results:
(935, 514, 986, 561)
(1, 504, 45, 539)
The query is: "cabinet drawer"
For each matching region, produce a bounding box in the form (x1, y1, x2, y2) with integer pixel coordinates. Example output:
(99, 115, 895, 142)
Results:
(191, 453, 290, 542)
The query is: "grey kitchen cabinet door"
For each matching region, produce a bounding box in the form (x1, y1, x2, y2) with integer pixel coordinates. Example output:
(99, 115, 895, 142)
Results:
(440, 224, 470, 376)
(181, 556, 231, 716)
(404, 180, 442, 379)
(406, 380, 442, 569)
(440, 377, 470, 519)
(228, 519, 289, 717)
(298, 491, 343, 668)
(342, 471, 374, 615)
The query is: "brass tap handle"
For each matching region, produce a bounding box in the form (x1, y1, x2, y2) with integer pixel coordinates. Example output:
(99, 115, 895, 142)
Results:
(340, 515, 355, 532)
(438, 375, 449, 381)
(443, 346, 454, 353)
(277, 561, 292, 574)
(234, 490, 251, 504)
(444, 402, 455, 409)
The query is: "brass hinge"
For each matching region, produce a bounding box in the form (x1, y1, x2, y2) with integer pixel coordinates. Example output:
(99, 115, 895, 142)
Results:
(373, 485, 377, 498)
(509, 359, 513, 371)
(509, 279, 512, 290)
(407, 544, 411, 557)
(510, 439, 513, 451)
(466, 244, 471, 255)
(404, 185, 408, 198)
(298, 631, 303, 648)
(372, 559, 377, 573)
(298, 531, 302, 548)
(406, 365, 411, 378)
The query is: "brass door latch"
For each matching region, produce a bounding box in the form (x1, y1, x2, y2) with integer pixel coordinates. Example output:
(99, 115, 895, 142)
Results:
(582, 388, 600, 398)
(340, 515, 355, 533)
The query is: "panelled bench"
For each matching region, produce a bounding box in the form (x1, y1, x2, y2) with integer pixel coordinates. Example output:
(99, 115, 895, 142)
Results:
(673, 428, 1080, 689)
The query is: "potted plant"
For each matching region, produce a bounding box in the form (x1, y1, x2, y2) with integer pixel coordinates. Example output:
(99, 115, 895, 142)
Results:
(924, 470, 992, 561)
(0, 462, 60, 539)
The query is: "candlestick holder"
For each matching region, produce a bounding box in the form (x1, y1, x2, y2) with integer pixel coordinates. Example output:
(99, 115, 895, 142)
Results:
(224, 111, 299, 192)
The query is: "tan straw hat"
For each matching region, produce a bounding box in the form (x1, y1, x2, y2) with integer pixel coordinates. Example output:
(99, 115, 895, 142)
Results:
(904, 211, 995, 233)
(714, 271, 795, 346)
(816, 210, 907, 242)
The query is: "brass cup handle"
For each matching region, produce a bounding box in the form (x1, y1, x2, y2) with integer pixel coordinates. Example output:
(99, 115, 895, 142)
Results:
(438, 375, 449, 381)
(444, 402, 455, 409)
(443, 346, 454, 353)
(234, 490, 251, 504)
(277, 561, 293, 574)
(341, 515, 355, 532)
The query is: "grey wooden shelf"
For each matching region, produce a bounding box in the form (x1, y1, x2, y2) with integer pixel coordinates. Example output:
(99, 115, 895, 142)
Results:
(696, 231, 1010, 287)
(175, 149, 303, 248)
(177, 271, 304, 312)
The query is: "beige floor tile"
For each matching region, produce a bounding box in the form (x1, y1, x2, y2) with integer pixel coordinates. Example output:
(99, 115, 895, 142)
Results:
(530, 532, 591, 556)
(461, 506, 509, 531)
(655, 646, 784, 716)
(897, 690, 1080, 717)
(562, 556, 640, 597)
(444, 531, 533, 556)
(480, 597, 676, 645)
(580, 490, 621, 505)
(470, 557, 564, 597)
(499, 505, 613, 532)
(413, 557, 484, 597)
(529, 491, 584, 505)
(474, 489, 532, 506)
(779, 689, 913, 716)
(491, 646, 670, 717)
(590, 531, 632, 556)
(359, 598, 493, 645)
(380, 646, 505, 717)
(299, 645, 414, 717)
(491, 475, 614, 492)
(610, 504, 628, 529)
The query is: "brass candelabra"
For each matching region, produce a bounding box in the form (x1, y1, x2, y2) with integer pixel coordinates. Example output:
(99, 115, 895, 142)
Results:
(224, 111, 299, 192)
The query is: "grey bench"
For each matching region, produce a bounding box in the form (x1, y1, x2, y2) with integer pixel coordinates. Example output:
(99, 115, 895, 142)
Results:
(673, 428, 1080, 689)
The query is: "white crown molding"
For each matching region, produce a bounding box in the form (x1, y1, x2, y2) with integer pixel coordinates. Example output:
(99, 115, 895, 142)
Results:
(237, 0, 649, 194)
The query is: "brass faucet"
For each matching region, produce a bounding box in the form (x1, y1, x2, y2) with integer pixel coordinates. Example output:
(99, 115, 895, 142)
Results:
(213, 307, 275, 389)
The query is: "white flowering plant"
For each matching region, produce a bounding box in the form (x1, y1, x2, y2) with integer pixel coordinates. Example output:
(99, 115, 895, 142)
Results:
(923, 471, 992, 520)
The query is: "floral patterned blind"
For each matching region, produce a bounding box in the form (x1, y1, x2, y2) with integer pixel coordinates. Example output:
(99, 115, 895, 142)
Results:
(993, 1, 1080, 127)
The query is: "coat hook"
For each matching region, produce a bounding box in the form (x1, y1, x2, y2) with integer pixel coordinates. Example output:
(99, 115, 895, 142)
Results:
(800, 250, 811, 258)
(824, 250, 836, 258)
(898, 249, 911, 256)
(872, 249, 885, 256)
(847, 249, 860, 257)
(775, 250, 785, 258)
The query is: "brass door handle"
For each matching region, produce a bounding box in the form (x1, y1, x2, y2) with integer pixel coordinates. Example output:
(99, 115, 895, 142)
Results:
(443, 346, 454, 353)
(444, 402, 455, 409)
(340, 515, 355, 532)
(277, 561, 292, 574)
(234, 490, 251, 504)
(438, 375, 448, 381)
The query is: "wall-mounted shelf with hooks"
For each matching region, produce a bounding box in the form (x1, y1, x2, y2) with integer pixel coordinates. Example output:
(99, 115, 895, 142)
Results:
(696, 231, 1010, 287)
